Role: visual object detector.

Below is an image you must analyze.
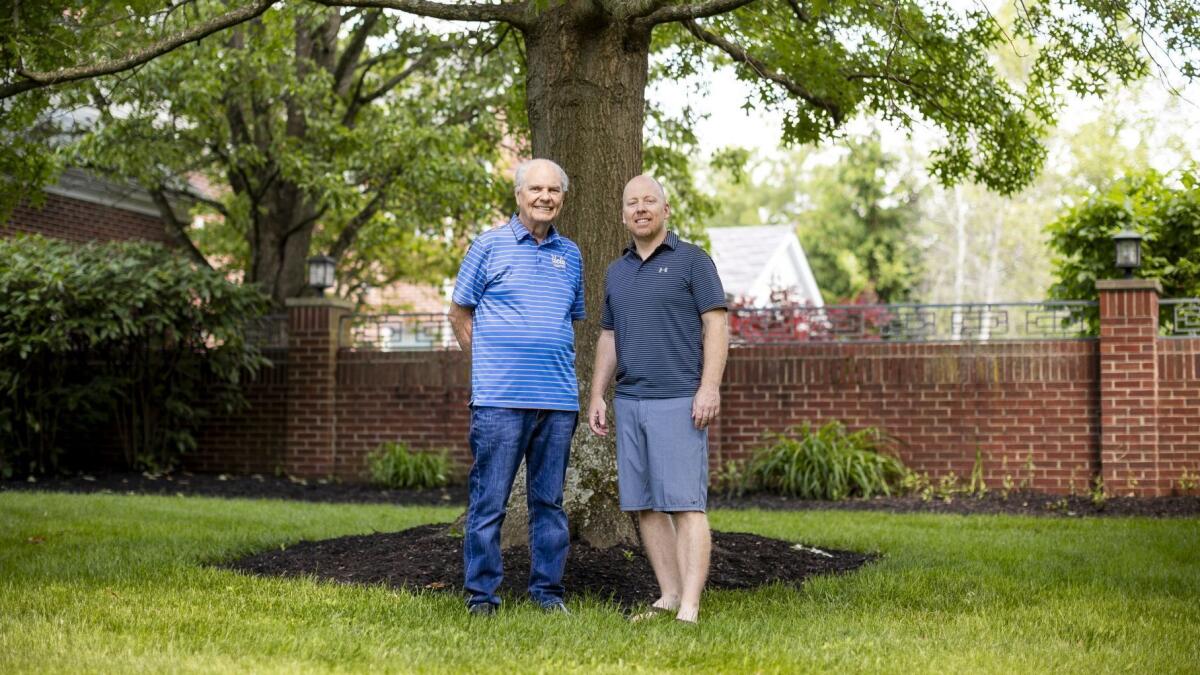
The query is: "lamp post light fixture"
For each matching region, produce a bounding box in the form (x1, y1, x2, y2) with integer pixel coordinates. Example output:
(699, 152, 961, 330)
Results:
(1113, 229, 1143, 279)
(307, 255, 336, 296)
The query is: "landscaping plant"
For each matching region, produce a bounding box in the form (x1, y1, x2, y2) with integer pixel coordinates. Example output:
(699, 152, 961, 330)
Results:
(366, 441, 451, 489)
(749, 421, 908, 500)
(0, 235, 270, 475)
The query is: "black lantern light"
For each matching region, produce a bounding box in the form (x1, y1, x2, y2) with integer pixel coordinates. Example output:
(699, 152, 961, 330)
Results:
(1112, 229, 1143, 279)
(307, 255, 336, 296)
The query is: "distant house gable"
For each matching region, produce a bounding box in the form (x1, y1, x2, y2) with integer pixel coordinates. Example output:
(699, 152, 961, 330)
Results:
(706, 225, 823, 307)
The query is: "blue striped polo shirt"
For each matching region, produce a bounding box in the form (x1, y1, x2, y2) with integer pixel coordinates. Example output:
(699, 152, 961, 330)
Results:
(452, 215, 585, 411)
(601, 231, 726, 399)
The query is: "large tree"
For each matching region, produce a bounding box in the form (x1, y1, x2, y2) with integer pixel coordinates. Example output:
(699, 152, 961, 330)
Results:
(61, 4, 519, 306)
(5, 0, 1199, 547)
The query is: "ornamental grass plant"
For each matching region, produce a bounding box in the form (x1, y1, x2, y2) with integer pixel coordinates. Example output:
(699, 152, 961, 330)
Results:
(749, 421, 908, 499)
(366, 441, 451, 489)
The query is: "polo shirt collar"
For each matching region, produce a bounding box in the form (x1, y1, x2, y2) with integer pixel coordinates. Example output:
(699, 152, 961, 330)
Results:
(624, 230, 678, 256)
(508, 214, 561, 245)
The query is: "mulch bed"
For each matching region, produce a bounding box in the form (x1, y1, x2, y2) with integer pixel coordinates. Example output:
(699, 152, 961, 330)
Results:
(712, 490, 1200, 518)
(1, 471, 467, 507)
(6, 471, 1199, 518)
(223, 523, 872, 610)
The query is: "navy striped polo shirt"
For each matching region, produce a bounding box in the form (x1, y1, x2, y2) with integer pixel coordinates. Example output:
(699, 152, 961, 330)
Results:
(601, 231, 726, 399)
(452, 215, 585, 411)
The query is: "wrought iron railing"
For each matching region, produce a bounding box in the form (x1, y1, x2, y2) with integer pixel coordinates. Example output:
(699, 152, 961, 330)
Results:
(1161, 298, 1200, 337)
(341, 313, 459, 351)
(245, 313, 288, 349)
(728, 301, 1098, 345)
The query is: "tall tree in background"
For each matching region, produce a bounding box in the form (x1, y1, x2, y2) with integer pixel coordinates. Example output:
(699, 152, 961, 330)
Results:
(919, 80, 1199, 304)
(66, 4, 519, 306)
(796, 135, 923, 303)
(5, 0, 1200, 546)
(705, 137, 924, 303)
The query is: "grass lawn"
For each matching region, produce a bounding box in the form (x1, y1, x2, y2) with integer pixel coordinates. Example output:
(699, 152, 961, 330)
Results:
(1, 491, 1197, 674)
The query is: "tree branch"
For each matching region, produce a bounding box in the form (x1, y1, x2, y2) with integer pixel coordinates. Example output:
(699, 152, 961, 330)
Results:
(329, 184, 391, 260)
(1, 0, 279, 100)
(160, 184, 231, 218)
(333, 10, 382, 98)
(357, 52, 435, 106)
(310, 0, 529, 29)
(637, 0, 759, 26)
(150, 186, 215, 270)
(681, 19, 842, 123)
(784, 0, 809, 23)
(611, 0, 671, 20)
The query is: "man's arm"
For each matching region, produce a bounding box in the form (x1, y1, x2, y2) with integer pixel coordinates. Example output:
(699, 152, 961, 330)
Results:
(692, 309, 729, 429)
(448, 303, 474, 357)
(587, 329, 618, 436)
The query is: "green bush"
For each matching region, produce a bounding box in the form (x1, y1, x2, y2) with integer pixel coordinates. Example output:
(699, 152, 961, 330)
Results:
(0, 235, 271, 476)
(748, 421, 909, 500)
(1046, 169, 1200, 332)
(366, 441, 450, 489)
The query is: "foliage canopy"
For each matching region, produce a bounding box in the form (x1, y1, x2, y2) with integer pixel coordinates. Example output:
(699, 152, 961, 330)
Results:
(1046, 168, 1200, 319)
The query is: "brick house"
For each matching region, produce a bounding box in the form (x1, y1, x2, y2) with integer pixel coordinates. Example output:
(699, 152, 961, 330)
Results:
(2, 168, 178, 245)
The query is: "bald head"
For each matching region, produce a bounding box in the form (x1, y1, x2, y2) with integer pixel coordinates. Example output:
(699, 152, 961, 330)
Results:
(623, 174, 667, 202)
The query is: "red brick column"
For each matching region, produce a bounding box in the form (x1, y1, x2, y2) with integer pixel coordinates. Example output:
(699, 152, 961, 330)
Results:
(284, 297, 354, 477)
(1097, 279, 1163, 496)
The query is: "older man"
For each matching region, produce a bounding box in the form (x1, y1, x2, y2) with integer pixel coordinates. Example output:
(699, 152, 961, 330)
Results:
(448, 158, 584, 617)
(587, 174, 728, 625)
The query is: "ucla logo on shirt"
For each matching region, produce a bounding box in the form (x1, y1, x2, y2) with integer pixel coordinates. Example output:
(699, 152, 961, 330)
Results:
(550, 254, 567, 270)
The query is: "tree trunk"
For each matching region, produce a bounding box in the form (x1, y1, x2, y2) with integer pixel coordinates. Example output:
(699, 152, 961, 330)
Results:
(497, 7, 650, 549)
(247, 180, 318, 307)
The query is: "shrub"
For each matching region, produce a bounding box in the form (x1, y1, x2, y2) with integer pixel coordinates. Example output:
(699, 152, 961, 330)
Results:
(0, 235, 271, 475)
(748, 421, 908, 500)
(367, 441, 450, 489)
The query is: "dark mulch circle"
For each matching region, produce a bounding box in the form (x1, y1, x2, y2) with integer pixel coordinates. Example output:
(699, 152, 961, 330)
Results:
(5, 471, 1199, 518)
(223, 523, 872, 609)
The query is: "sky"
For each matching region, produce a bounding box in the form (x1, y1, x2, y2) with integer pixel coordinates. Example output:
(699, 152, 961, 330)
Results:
(651, 63, 1200, 180)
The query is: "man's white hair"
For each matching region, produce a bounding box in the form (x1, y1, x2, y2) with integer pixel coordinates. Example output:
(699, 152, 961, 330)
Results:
(514, 158, 570, 194)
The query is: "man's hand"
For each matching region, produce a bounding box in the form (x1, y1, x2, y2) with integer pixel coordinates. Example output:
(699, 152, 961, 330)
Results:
(588, 396, 609, 436)
(692, 383, 720, 429)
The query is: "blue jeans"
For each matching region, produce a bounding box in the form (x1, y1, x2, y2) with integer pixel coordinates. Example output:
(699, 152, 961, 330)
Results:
(464, 406, 576, 608)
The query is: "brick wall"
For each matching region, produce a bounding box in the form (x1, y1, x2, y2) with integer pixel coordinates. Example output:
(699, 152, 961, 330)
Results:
(712, 341, 1100, 492)
(183, 290, 1199, 496)
(335, 351, 472, 478)
(190, 349, 289, 474)
(3, 191, 172, 244)
(1158, 337, 1200, 489)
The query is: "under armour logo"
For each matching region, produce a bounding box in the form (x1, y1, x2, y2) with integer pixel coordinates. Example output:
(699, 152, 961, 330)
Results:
(658, 266, 668, 273)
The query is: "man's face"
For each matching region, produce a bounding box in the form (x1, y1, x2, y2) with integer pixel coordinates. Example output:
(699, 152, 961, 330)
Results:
(622, 176, 670, 240)
(516, 162, 564, 228)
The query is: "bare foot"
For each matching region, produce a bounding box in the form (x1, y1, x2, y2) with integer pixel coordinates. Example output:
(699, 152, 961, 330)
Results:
(630, 596, 679, 623)
(675, 606, 699, 624)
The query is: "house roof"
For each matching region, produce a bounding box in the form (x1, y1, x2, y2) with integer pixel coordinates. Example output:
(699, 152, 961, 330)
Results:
(706, 224, 801, 292)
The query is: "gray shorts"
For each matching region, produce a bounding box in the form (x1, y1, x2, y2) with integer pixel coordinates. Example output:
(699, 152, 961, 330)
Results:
(614, 396, 708, 512)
